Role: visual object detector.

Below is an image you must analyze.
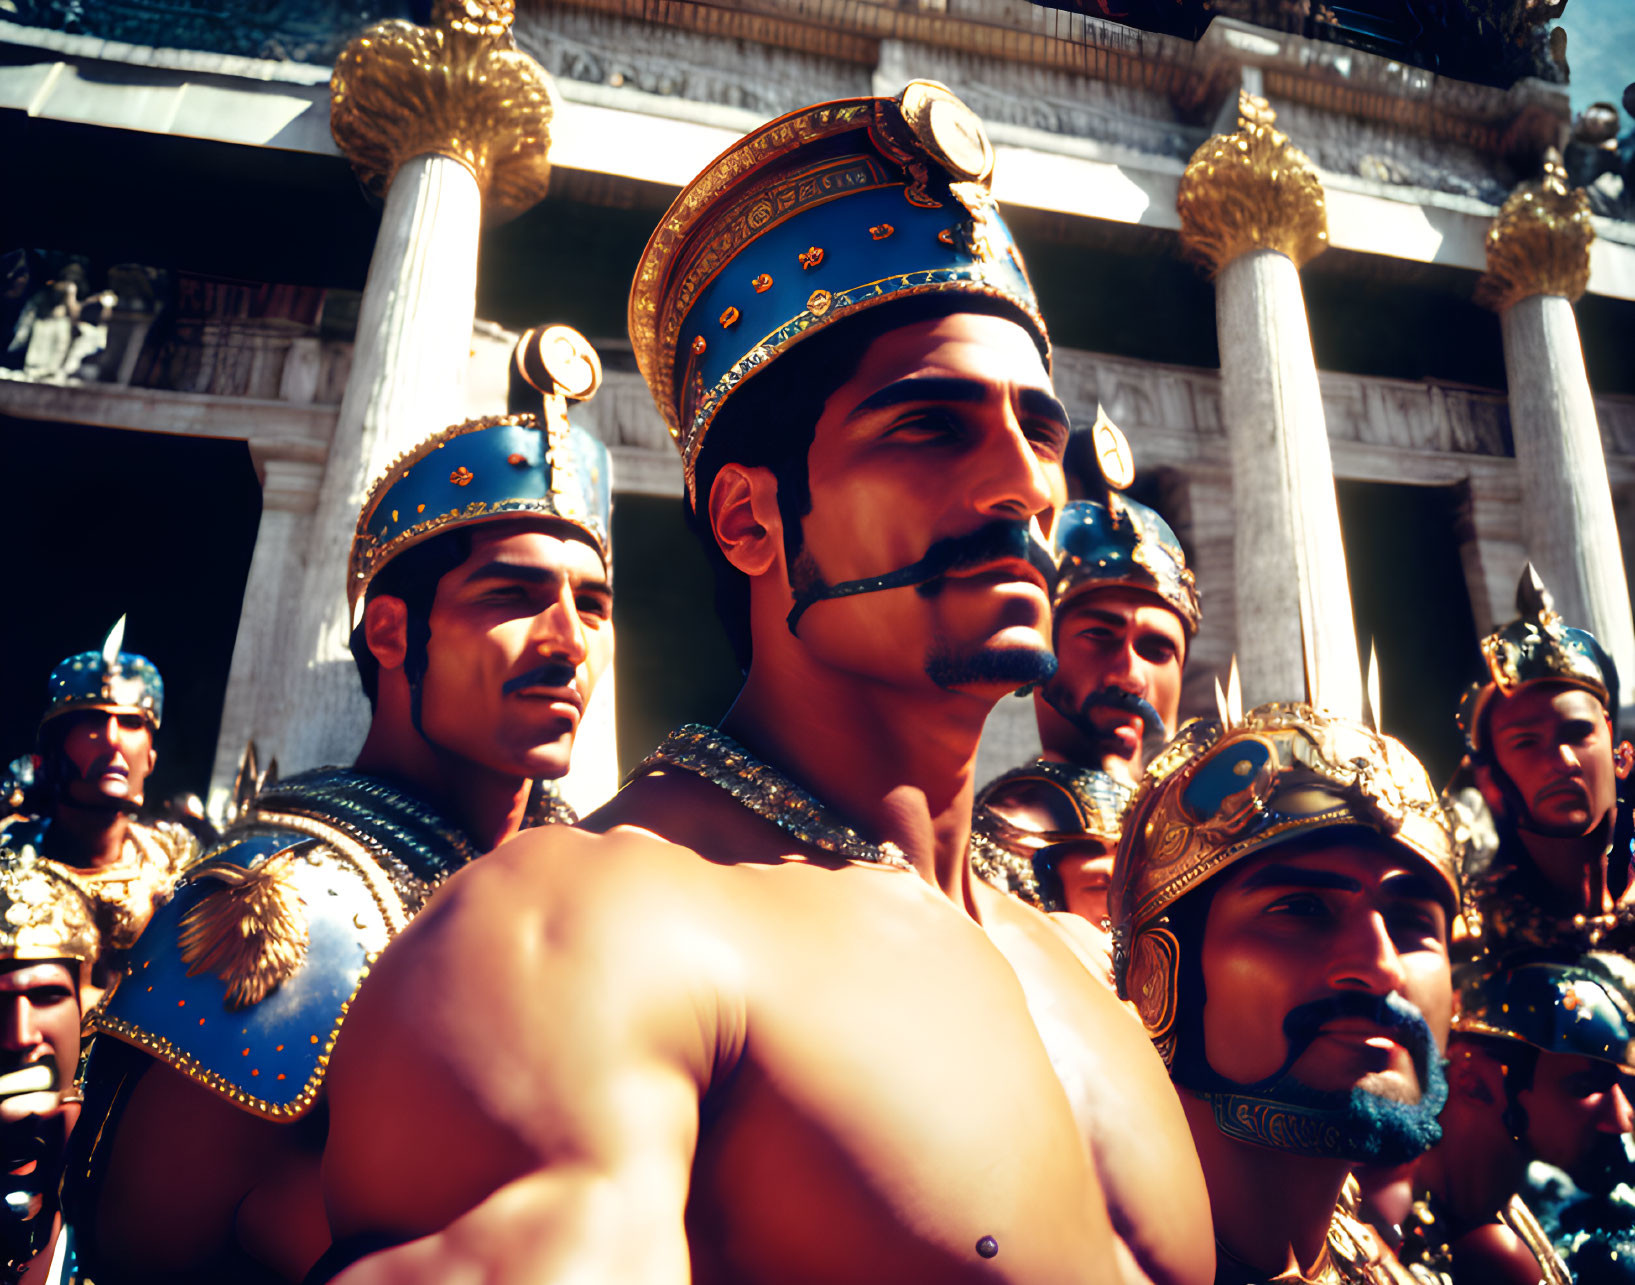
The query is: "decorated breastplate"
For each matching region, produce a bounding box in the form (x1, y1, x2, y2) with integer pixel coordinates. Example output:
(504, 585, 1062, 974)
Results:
(1462, 839, 1635, 958)
(91, 770, 479, 1120)
(0, 814, 198, 957)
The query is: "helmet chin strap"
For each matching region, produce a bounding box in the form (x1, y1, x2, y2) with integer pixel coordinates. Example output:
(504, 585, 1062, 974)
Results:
(1173, 991, 1450, 1165)
(785, 519, 1055, 635)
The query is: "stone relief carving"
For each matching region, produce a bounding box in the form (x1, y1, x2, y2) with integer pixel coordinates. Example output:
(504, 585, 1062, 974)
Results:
(1269, 98, 1514, 208)
(879, 41, 1205, 161)
(1599, 398, 1635, 459)
(515, 7, 869, 115)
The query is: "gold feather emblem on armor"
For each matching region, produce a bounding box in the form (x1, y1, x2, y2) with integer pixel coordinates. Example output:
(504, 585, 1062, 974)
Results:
(178, 848, 310, 1010)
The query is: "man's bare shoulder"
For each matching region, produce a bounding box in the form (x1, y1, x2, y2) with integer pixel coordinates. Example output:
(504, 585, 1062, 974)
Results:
(975, 880, 1215, 1285)
(442, 792, 731, 926)
(1451, 1220, 1559, 1285)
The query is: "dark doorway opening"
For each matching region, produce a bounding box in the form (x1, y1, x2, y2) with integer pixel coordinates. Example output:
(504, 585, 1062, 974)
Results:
(609, 494, 743, 775)
(0, 415, 261, 805)
(1337, 478, 1479, 785)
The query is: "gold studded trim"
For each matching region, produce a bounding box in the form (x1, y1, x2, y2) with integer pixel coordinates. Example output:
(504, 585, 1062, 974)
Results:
(90, 820, 415, 1121)
(93, 970, 370, 1122)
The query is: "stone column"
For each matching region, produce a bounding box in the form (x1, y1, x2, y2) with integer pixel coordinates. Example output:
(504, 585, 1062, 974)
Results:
(1177, 91, 1362, 718)
(257, 0, 558, 772)
(1479, 152, 1635, 709)
(206, 455, 324, 818)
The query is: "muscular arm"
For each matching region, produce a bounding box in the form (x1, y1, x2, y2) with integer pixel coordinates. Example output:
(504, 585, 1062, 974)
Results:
(88, 1059, 328, 1283)
(323, 828, 734, 1284)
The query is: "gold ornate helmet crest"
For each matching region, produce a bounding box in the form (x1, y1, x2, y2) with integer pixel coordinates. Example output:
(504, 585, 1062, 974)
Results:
(0, 852, 99, 973)
(1457, 564, 1617, 755)
(1110, 702, 1458, 1065)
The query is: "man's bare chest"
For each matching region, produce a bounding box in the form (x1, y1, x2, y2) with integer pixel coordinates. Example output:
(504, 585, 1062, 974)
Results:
(681, 879, 1111, 1283)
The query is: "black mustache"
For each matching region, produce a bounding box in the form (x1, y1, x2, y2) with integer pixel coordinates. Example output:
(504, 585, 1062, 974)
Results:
(501, 663, 578, 696)
(787, 520, 1054, 634)
(1079, 686, 1166, 741)
(1283, 991, 1435, 1062)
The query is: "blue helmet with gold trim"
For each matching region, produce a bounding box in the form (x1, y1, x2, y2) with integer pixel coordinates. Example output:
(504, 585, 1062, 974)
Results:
(1053, 494, 1200, 638)
(1455, 952, 1635, 1073)
(348, 327, 613, 612)
(41, 616, 163, 733)
(629, 80, 1047, 505)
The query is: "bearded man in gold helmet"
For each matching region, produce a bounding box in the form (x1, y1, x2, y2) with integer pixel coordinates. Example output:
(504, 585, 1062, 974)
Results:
(1112, 702, 1461, 1284)
(316, 84, 1212, 1285)
(973, 429, 1198, 976)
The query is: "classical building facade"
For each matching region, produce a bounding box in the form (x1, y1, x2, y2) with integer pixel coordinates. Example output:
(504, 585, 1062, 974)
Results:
(3, 0, 1633, 812)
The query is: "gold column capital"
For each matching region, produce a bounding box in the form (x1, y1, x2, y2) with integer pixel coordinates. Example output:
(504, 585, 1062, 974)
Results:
(1177, 92, 1328, 275)
(1477, 150, 1595, 314)
(330, 0, 555, 226)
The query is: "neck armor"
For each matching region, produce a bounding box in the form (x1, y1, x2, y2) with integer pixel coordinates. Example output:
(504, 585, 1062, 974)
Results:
(1173, 990, 1450, 1165)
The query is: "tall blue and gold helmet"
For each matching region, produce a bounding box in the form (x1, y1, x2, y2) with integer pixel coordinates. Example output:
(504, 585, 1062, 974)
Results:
(1457, 564, 1618, 755)
(1052, 410, 1199, 636)
(629, 81, 1047, 505)
(1455, 952, 1635, 1073)
(348, 326, 613, 614)
(41, 616, 163, 734)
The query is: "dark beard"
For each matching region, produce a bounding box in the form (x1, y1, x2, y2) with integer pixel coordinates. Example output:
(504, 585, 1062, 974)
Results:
(1180, 991, 1449, 1166)
(1037, 680, 1166, 759)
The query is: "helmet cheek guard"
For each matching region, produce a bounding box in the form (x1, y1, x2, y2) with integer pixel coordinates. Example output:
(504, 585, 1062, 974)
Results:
(1112, 703, 1460, 1064)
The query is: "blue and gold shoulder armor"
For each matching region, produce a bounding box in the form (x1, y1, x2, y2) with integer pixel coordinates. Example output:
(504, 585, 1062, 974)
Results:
(92, 769, 478, 1120)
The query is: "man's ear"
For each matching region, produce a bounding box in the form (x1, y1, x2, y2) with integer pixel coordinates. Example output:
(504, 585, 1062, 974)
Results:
(1615, 739, 1634, 781)
(708, 464, 784, 578)
(364, 595, 410, 672)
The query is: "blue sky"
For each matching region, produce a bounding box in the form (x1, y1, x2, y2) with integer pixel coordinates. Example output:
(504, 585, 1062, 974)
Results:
(1558, 0, 1634, 126)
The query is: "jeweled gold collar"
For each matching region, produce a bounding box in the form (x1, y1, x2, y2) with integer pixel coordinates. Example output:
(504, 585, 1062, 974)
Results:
(640, 725, 1023, 887)
(638, 725, 912, 869)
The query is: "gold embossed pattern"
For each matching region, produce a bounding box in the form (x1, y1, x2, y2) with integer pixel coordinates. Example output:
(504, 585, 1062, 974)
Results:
(1177, 91, 1328, 275)
(329, 0, 555, 225)
(1476, 148, 1595, 314)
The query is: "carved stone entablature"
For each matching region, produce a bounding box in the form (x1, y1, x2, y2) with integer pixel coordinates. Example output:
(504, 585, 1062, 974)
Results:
(1267, 98, 1514, 208)
(576, 368, 675, 455)
(1317, 374, 1512, 457)
(878, 41, 1205, 162)
(1050, 349, 1224, 445)
(515, 6, 868, 115)
(455, 344, 1635, 495)
(1599, 398, 1635, 461)
(1050, 349, 1534, 467)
